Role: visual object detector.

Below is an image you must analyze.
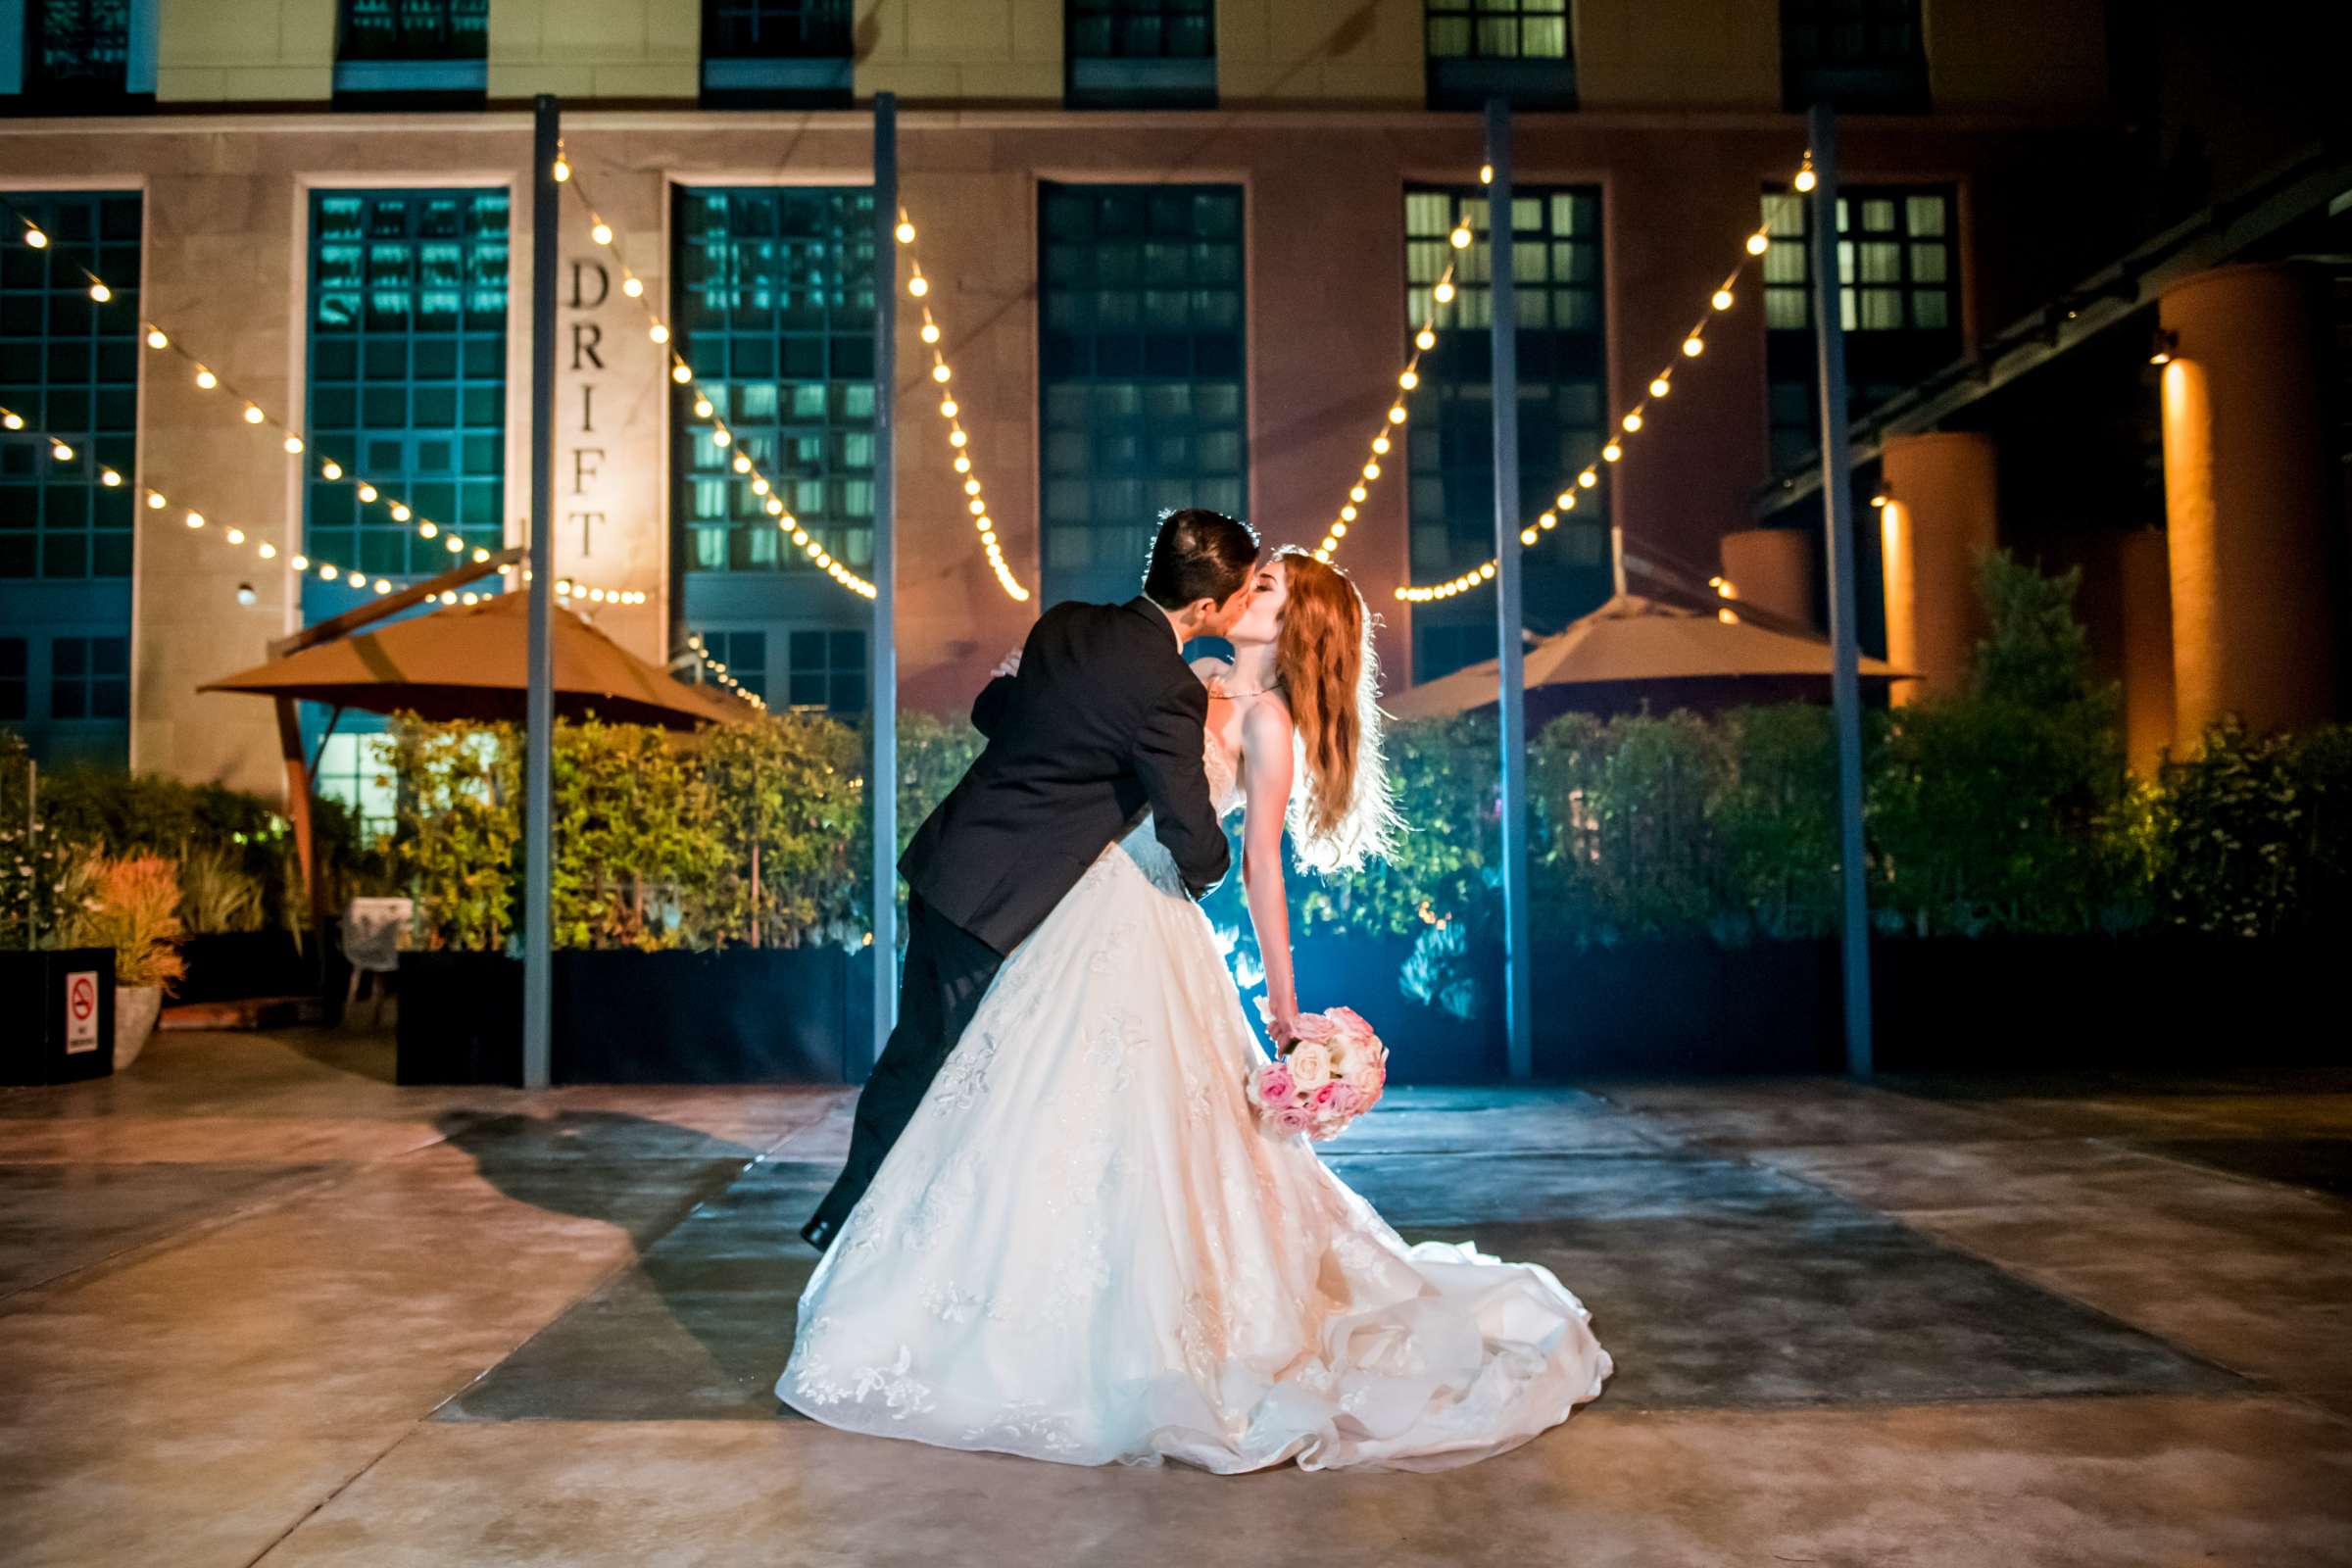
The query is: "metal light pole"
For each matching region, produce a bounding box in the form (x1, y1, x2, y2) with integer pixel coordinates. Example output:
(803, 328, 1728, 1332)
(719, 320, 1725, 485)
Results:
(1806, 103, 1875, 1076)
(1487, 97, 1534, 1083)
(522, 94, 561, 1090)
(866, 92, 900, 1082)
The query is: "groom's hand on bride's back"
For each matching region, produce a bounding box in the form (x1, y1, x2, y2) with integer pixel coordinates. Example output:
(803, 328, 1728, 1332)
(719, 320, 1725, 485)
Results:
(989, 647, 1022, 679)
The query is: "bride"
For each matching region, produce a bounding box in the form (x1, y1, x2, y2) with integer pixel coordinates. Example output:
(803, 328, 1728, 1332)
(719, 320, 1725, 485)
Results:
(777, 546, 1612, 1472)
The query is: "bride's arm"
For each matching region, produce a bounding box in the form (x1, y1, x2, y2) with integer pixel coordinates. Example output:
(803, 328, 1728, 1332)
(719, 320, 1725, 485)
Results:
(1238, 699, 1300, 1047)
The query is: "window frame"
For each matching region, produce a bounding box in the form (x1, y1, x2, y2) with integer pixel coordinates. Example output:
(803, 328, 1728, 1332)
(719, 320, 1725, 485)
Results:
(300, 185, 512, 603)
(1064, 0, 1218, 110)
(1402, 181, 1609, 682)
(1036, 181, 1250, 611)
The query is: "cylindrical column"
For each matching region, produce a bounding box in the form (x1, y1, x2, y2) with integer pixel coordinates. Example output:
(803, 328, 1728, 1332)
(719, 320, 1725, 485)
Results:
(1721, 527, 1815, 628)
(1880, 431, 1999, 704)
(2118, 528, 2176, 776)
(2159, 262, 2335, 744)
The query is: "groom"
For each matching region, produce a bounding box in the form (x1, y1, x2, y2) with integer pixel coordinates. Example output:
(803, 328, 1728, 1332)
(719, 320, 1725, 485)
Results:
(801, 508, 1261, 1250)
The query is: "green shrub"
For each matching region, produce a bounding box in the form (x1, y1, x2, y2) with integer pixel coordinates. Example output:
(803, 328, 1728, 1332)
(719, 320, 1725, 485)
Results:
(388, 718, 522, 952)
(383, 709, 985, 953)
(2155, 718, 2352, 937)
(1869, 552, 2139, 935)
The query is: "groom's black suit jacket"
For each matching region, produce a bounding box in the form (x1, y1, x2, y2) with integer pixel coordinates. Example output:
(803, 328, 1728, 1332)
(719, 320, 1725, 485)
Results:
(900, 596, 1232, 956)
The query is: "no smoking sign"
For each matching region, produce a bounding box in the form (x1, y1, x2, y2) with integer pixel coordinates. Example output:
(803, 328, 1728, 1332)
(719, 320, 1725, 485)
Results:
(65, 971, 99, 1054)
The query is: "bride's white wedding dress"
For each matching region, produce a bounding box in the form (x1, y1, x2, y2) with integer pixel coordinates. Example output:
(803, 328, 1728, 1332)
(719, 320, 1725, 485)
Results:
(776, 730, 1612, 1472)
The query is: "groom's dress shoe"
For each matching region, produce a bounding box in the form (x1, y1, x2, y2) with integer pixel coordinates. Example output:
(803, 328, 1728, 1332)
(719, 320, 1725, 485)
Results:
(800, 1215, 838, 1252)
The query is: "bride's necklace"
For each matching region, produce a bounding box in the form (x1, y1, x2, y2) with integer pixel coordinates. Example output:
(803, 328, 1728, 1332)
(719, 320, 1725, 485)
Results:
(1215, 671, 1282, 698)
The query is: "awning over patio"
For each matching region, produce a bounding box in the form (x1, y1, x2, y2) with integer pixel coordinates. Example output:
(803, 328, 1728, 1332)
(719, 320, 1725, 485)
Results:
(200, 589, 749, 731)
(1388, 591, 1912, 720)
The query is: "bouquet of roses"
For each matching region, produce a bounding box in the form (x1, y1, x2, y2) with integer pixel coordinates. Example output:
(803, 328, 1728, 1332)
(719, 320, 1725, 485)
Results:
(1248, 997, 1388, 1142)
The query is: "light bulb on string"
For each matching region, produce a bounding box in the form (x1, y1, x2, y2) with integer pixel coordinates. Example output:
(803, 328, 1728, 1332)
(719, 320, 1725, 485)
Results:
(89, 282, 111, 303)
(621, 275, 644, 299)
(194, 367, 217, 390)
(1712, 287, 1735, 311)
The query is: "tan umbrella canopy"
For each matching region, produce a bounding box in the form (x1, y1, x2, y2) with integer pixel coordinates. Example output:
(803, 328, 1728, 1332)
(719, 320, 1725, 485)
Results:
(1388, 591, 1911, 720)
(201, 588, 750, 730)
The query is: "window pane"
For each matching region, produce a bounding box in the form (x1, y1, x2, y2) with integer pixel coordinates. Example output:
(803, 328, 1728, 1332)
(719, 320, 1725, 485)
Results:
(673, 186, 875, 593)
(305, 189, 508, 593)
(1040, 183, 1246, 609)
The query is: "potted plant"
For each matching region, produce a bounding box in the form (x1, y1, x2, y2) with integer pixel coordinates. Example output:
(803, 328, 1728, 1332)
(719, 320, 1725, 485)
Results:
(70, 855, 188, 1070)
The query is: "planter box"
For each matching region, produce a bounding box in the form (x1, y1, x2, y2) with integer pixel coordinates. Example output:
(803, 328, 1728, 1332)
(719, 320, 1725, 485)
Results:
(176, 931, 342, 1005)
(1292, 934, 1506, 1084)
(397, 946, 875, 1086)
(1305, 932, 2348, 1079)
(396, 951, 526, 1087)
(0, 949, 117, 1086)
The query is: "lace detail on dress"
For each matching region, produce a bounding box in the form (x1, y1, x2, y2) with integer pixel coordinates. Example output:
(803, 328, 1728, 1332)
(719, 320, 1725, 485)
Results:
(775, 686, 1614, 1470)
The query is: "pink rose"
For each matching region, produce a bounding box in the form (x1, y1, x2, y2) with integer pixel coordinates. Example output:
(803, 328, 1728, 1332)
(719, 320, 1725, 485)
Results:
(1324, 1006, 1374, 1040)
(1273, 1105, 1315, 1134)
(1311, 1080, 1342, 1109)
(1257, 1063, 1296, 1105)
(1323, 1082, 1361, 1118)
(1287, 1011, 1340, 1044)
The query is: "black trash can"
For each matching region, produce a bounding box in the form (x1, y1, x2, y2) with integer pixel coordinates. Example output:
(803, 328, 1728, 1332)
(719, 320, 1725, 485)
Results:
(0, 948, 117, 1086)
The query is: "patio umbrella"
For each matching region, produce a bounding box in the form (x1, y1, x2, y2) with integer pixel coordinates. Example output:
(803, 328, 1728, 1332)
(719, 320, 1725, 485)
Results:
(1387, 591, 1912, 720)
(200, 588, 751, 730)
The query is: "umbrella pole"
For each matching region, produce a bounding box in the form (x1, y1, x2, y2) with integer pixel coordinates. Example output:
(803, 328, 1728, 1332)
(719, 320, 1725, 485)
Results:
(867, 92, 900, 1083)
(1807, 103, 1875, 1077)
(272, 695, 322, 940)
(523, 94, 562, 1091)
(1487, 97, 1534, 1084)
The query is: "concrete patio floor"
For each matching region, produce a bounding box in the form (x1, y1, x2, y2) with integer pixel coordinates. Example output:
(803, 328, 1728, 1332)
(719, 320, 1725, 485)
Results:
(5, 1029, 2351, 1567)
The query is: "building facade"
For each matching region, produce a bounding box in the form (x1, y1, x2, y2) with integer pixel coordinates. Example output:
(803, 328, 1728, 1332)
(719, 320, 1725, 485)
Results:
(3, 0, 2140, 814)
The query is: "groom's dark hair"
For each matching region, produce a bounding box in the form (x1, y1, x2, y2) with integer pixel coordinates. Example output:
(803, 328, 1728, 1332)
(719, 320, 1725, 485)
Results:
(1142, 508, 1259, 612)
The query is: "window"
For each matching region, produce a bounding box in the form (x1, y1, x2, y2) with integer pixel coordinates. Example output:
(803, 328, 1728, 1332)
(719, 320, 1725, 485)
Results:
(0, 190, 140, 581)
(672, 186, 875, 581)
(304, 189, 509, 599)
(1781, 0, 1927, 113)
(0, 189, 136, 766)
(0, 637, 24, 720)
(1403, 185, 1608, 681)
(702, 0, 854, 106)
(692, 625, 867, 715)
(786, 627, 865, 712)
(694, 629, 768, 702)
(335, 0, 489, 100)
(1039, 184, 1246, 609)
(48, 633, 127, 720)
(1066, 0, 1215, 109)
(1762, 185, 1957, 472)
(314, 731, 397, 842)
(9, 0, 159, 108)
(1424, 0, 1576, 111)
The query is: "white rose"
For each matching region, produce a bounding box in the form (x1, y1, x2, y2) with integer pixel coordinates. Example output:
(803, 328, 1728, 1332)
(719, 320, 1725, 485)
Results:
(1287, 1042, 1332, 1086)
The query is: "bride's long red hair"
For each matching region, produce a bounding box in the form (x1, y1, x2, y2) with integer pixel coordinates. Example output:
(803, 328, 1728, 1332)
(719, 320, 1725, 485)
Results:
(1270, 546, 1398, 873)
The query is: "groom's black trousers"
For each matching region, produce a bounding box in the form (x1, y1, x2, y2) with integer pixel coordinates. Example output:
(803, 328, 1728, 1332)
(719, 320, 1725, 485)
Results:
(808, 894, 1004, 1237)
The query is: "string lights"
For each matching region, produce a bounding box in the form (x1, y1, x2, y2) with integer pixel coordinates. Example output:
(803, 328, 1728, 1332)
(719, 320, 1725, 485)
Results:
(1394, 154, 1812, 604)
(2, 195, 646, 607)
(893, 209, 1031, 602)
(683, 633, 769, 710)
(1312, 199, 1480, 563)
(556, 145, 876, 600)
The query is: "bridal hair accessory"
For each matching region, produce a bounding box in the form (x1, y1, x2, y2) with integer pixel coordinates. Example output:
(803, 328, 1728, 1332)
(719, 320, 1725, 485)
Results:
(1249, 998, 1388, 1142)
